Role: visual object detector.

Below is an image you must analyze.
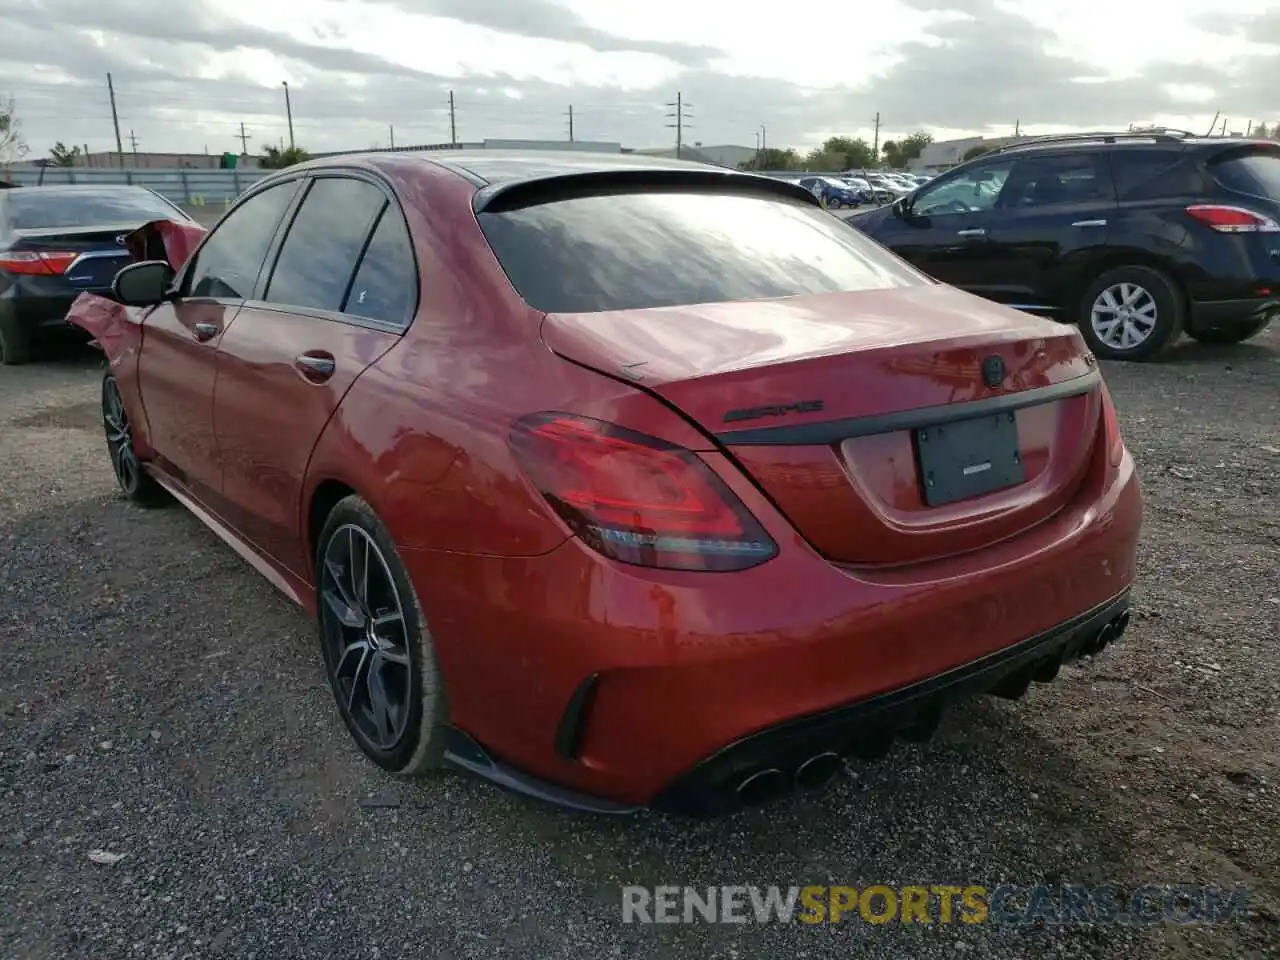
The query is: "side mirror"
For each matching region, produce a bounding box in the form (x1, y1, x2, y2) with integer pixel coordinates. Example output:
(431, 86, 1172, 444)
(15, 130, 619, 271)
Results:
(113, 260, 175, 307)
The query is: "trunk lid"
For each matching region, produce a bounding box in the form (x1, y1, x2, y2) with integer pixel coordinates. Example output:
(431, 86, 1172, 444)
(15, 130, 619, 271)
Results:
(10, 223, 143, 290)
(541, 284, 1102, 566)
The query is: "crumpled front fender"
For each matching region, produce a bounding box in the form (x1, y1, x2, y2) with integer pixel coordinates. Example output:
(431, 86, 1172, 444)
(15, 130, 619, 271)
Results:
(65, 217, 208, 365)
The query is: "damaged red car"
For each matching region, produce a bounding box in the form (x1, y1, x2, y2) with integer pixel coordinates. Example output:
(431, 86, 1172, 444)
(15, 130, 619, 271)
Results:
(71, 152, 1142, 815)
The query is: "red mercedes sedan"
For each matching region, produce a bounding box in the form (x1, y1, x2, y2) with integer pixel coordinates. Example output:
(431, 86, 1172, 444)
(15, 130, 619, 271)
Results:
(72, 151, 1141, 816)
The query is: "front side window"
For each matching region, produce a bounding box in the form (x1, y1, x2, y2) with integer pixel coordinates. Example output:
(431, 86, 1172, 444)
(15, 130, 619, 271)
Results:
(264, 177, 387, 313)
(479, 189, 926, 314)
(186, 181, 298, 300)
(912, 160, 1016, 216)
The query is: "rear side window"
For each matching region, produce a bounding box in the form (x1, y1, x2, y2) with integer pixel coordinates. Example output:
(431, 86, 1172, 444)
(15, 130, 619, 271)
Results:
(5, 188, 184, 229)
(344, 208, 417, 327)
(1208, 149, 1280, 200)
(1108, 150, 1205, 200)
(1002, 153, 1108, 207)
(265, 177, 386, 313)
(478, 191, 924, 313)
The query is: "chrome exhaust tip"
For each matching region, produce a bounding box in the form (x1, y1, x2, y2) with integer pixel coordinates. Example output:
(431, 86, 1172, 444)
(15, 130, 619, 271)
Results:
(794, 752, 842, 791)
(735, 768, 788, 806)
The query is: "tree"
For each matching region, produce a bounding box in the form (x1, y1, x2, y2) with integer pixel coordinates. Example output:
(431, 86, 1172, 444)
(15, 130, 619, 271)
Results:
(737, 147, 801, 171)
(1252, 122, 1271, 138)
(48, 141, 82, 167)
(812, 136, 877, 170)
(962, 144, 994, 162)
(259, 144, 310, 169)
(881, 131, 933, 169)
(0, 94, 29, 168)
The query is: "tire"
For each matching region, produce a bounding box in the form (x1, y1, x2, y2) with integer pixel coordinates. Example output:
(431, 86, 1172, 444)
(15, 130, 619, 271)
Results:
(828, 197, 842, 209)
(0, 306, 33, 366)
(1186, 316, 1272, 345)
(101, 369, 168, 506)
(314, 494, 449, 776)
(1077, 265, 1184, 362)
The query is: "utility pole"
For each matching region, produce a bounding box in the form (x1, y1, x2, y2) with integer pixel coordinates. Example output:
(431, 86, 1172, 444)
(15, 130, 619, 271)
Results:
(872, 111, 881, 160)
(128, 129, 138, 165)
(449, 91, 457, 146)
(389, 124, 395, 149)
(106, 73, 125, 168)
(665, 92, 692, 159)
(567, 105, 574, 143)
(282, 82, 295, 149)
(761, 124, 766, 152)
(1014, 119, 1020, 137)
(237, 122, 250, 153)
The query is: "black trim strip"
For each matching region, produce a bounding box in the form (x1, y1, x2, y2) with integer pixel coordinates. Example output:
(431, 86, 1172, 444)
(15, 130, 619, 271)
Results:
(715, 368, 1101, 446)
(554, 673, 600, 759)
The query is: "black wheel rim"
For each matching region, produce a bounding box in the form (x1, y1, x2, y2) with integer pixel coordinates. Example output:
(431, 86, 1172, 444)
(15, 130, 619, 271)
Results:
(319, 524, 413, 751)
(102, 377, 140, 492)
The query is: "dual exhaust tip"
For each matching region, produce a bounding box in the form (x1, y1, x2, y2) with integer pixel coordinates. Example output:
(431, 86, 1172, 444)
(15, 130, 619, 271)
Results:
(735, 752, 843, 806)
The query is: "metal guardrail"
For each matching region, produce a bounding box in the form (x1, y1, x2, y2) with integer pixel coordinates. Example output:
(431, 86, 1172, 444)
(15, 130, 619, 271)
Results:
(3, 166, 273, 208)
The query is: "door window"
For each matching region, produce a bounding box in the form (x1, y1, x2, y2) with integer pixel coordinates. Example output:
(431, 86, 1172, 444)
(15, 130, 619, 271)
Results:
(185, 181, 298, 300)
(912, 161, 1015, 216)
(1001, 153, 1107, 207)
(343, 207, 417, 328)
(264, 177, 388, 313)
(1109, 150, 1205, 199)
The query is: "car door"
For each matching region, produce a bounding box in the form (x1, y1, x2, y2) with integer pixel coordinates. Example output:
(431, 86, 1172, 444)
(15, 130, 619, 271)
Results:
(211, 174, 418, 580)
(136, 179, 300, 504)
(876, 156, 1017, 291)
(982, 151, 1118, 315)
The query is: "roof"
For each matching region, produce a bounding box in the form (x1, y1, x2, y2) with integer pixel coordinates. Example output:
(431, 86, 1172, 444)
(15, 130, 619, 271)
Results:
(416, 149, 723, 186)
(0, 183, 156, 194)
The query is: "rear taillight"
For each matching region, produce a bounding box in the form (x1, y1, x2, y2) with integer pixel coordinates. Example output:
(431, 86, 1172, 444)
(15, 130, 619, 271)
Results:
(1185, 204, 1280, 234)
(0, 250, 80, 275)
(510, 413, 777, 572)
(1099, 383, 1124, 468)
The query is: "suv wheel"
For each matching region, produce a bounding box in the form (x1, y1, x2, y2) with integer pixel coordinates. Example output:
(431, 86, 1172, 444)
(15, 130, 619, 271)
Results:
(1186, 316, 1272, 345)
(1077, 265, 1184, 362)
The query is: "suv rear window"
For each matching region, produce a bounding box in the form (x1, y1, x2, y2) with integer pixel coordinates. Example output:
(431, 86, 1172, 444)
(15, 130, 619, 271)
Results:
(1208, 149, 1280, 200)
(478, 190, 925, 313)
(4, 188, 184, 230)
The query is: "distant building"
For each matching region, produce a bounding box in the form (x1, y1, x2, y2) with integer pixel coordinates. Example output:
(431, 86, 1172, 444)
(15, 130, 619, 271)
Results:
(314, 138, 625, 158)
(630, 145, 722, 165)
(911, 135, 1035, 172)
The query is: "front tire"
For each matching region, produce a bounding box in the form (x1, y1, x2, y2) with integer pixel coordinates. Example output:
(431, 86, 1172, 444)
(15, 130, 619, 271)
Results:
(315, 495, 449, 776)
(1077, 265, 1184, 362)
(102, 370, 168, 506)
(1186, 316, 1272, 345)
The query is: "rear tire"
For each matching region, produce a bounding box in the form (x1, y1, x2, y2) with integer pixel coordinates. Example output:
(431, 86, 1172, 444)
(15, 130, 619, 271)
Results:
(315, 495, 449, 777)
(1077, 265, 1184, 362)
(0, 306, 33, 366)
(1186, 316, 1272, 345)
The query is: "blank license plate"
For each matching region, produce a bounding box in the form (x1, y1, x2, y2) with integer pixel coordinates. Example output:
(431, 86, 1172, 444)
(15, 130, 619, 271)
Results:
(915, 412, 1025, 506)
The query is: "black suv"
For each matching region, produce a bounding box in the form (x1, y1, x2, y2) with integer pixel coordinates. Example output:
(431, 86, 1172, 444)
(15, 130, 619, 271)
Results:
(848, 131, 1280, 360)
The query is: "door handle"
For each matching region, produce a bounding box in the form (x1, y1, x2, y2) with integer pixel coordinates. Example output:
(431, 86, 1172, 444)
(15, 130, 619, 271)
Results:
(294, 352, 336, 382)
(1071, 219, 1108, 227)
(957, 228, 986, 237)
(193, 321, 219, 342)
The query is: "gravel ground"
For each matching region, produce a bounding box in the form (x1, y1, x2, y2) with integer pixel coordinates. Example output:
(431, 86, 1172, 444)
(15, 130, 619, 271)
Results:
(1, 328, 1277, 960)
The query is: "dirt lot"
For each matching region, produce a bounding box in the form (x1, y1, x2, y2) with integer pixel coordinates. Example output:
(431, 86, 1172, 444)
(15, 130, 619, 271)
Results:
(1, 329, 1277, 959)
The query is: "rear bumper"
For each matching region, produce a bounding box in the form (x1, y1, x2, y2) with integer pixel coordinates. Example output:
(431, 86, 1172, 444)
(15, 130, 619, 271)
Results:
(1188, 296, 1280, 330)
(399, 437, 1142, 811)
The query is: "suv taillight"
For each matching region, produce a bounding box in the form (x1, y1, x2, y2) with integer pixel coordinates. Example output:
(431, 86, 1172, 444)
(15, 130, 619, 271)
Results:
(0, 251, 79, 275)
(1185, 204, 1280, 234)
(1099, 383, 1125, 468)
(510, 413, 777, 572)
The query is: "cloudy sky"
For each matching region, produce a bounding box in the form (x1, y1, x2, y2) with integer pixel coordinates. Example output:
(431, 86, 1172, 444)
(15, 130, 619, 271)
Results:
(1, 0, 1278, 158)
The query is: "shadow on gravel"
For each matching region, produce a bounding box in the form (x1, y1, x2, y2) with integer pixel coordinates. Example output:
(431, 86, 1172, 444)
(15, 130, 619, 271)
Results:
(0, 492, 1175, 958)
(1159, 339, 1277, 365)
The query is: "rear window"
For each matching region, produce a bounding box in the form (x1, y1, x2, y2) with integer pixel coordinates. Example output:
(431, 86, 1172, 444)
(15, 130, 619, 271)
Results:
(478, 191, 925, 313)
(1208, 149, 1280, 200)
(5, 189, 184, 230)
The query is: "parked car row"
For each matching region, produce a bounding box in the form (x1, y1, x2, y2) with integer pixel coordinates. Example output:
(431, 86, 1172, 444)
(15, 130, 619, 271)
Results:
(787, 170, 933, 208)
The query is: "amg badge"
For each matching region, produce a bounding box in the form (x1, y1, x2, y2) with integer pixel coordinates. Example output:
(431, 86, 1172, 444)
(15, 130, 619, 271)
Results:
(722, 399, 825, 424)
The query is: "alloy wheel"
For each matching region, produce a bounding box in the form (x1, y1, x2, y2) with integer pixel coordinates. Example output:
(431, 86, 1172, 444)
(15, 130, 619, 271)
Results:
(102, 377, 141, 492)
(319, 524, 414, 751)
(1090, 282, 1158, 351)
